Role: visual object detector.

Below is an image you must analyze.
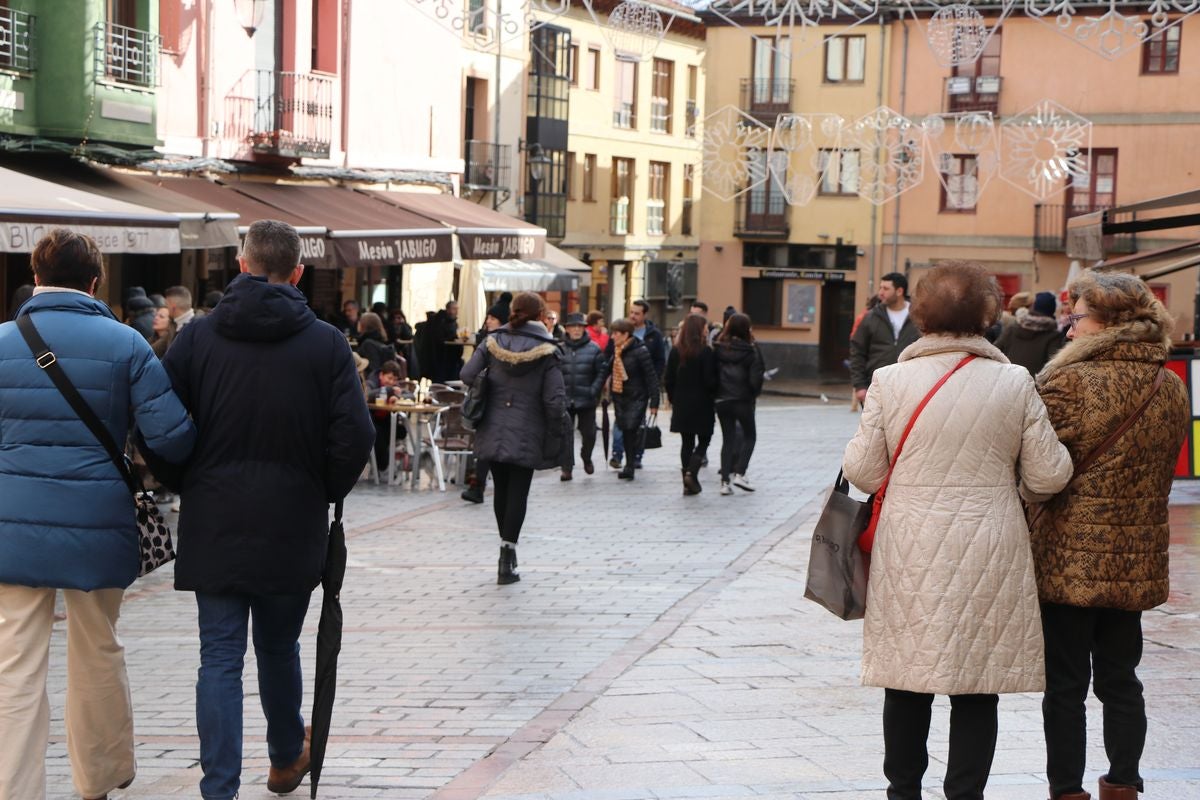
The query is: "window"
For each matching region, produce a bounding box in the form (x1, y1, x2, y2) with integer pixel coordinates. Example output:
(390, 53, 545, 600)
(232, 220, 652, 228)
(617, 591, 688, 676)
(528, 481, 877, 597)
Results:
(686, 65, 699, 137)
(1067, 149, 1118, 214)
(588, 47, 601, 90)
(648, 161, 669, 235)
(824, 35, 866, 83)
(744, 151, 787, 229)
(525, 149, 569, 240)
(682, 163, 695, 235)
(468, 0, 486, 34)
(819, 149, 860, 195)
(614, 57, 638, 128)
(107, 0, 137, 26)
(949, 27, 1000, 113)
(612, 157, 634, 234)
(311, 0, 338, 73)
(750, 37, 791, 108)
(651, 58, 674, 133)
(583, 154, 597, 201)
(939, 154, 979, 212)
(528, 26, 571, 122)
(568, 44, 579, 85)
(566, 151, 576, 199)
(1142, 24, 1181, 74)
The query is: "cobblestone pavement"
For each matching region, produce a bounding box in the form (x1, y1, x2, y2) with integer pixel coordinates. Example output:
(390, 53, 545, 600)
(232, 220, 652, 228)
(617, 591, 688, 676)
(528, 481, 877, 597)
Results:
(41, 400, 1200, 799)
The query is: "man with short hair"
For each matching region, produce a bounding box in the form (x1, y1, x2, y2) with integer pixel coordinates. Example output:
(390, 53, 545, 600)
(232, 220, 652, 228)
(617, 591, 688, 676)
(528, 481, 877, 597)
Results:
(690, 300, 721, 345)
(164, 285, 196, 331)
(162, 219, 374, 800)
(607, 299, 666, 468)
(849, 272, 921, 405)
(0, 229, 195, 800)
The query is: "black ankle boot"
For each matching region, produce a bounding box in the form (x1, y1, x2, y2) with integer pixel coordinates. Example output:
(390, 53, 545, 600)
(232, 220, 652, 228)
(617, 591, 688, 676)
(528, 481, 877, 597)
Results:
(683, 456, 703, 494)
(497, 546, 520, 584)
(618, 464, 636, 480)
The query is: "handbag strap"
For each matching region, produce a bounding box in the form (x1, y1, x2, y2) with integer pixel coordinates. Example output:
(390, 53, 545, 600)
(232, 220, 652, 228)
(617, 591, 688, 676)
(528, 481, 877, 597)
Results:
(1070, 366, 1166, 483)
(16, 315, 139, 494)
(877, 354, 977, 495)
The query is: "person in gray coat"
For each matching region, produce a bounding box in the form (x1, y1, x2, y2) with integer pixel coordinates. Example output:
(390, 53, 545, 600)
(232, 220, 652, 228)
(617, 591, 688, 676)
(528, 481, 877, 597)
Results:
(460, 292, 567, 584)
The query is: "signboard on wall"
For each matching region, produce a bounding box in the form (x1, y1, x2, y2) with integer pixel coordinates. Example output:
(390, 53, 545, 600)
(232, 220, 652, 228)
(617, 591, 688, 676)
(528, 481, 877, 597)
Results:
(786, 283, 817, 325)
(762, 269, 846, 281)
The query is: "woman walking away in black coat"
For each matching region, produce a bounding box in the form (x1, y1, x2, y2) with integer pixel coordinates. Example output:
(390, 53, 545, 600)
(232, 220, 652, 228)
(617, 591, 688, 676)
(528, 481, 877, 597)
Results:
(560, 312, 607, 480)
(460, 292, 567, 584)
(665, 313, 717, 495)
(714, 313, 765, 495)
(607, 318, 660, 482)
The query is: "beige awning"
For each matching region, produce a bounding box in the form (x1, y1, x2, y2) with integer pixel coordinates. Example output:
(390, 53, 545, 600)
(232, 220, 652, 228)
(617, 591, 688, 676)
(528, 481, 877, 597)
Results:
(536, 243, 592, 287)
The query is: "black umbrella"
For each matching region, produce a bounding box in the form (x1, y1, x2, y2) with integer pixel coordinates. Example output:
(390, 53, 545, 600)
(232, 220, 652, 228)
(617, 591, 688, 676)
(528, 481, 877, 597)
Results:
(309, 501, 346, 799)
(600, 398, 611, 465)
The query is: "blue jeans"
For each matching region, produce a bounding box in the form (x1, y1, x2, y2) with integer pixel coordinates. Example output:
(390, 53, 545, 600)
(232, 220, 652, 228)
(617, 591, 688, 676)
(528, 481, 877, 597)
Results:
(195, 592, 311, 800)
(611, 428, 643, 464)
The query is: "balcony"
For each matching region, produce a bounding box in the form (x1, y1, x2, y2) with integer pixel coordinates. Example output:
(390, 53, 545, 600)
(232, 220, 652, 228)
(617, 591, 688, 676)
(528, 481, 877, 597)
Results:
(247, 70, 334, 159)
(94, 22, 158, 88)
(1033, 204, 1136, 254)
(0, 7, 35, 72)
(945, 75, 1001, 115)
(734, 195, 789, 238)
(463, 140, 512, 192)
(740, 78, 793, 121)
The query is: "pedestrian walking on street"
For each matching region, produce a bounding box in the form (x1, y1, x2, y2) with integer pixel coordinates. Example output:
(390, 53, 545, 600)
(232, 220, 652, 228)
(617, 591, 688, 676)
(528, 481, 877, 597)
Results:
(664, 313, 718, 495)
(607, 300, 666, 469)
(559, 312, 606, 481)
(1031, 272, 1189, 800)
(714, 313, 765, 495)
(995, 291, 1066, 376)
(0, 229, 196, 800)
(164, 285, 197, 332)
(160, 220, 374, 800)
(843, 261, 1073, 800)
(460, 292, 567, 584)
(607, 318, 660, 481)
(849, 272, 921, 407)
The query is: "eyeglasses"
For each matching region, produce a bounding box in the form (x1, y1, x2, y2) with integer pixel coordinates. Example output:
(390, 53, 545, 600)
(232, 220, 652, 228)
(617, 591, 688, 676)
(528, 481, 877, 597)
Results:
(1067, 313, 1090, 329)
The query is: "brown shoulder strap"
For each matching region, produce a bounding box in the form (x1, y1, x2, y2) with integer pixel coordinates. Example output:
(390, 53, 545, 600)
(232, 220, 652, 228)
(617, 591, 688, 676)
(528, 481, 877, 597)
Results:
(1070, 367, 1166, 481)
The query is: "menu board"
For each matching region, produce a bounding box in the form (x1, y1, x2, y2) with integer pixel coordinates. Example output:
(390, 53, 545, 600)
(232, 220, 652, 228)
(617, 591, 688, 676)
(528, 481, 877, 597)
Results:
(786, 283, 817, 326)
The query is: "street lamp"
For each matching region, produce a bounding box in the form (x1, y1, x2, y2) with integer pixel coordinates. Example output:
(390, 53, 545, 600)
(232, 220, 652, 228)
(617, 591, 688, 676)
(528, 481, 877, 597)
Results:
(234, 0, 267, 36)
(521, 140, 553, 226)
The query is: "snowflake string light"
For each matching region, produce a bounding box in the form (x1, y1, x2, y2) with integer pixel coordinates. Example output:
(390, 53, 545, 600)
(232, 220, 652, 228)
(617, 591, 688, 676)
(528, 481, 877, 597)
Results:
(836, 106, 924, 206)
(701, 105, 772, 202)
(999, 100, 1092, 200)
(767, 113, 843, 206)
(598, 0, 671, 61)
(703, 0, 880, 59)
(923, 112, 1000, 199)
(1024, 0, 1200, 60)
(407, 0, 574, 51)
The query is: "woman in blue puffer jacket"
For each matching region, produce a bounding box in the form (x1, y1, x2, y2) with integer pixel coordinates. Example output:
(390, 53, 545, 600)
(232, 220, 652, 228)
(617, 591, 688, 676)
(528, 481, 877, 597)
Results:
(0, 229, 195, 800)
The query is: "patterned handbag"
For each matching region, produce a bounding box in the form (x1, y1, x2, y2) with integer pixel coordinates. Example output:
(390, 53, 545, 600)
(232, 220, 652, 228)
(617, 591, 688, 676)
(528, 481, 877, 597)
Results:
(18, 316, 176, 577)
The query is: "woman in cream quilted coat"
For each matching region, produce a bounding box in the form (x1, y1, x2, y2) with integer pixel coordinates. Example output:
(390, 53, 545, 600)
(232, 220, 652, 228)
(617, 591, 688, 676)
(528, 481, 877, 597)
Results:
(1033, 272, 1189, 800)
(844, 262, 1073, 800)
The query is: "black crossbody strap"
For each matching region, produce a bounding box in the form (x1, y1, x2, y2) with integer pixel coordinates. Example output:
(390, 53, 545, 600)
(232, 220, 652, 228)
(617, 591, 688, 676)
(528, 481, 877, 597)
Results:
(16, 314, 138, 494)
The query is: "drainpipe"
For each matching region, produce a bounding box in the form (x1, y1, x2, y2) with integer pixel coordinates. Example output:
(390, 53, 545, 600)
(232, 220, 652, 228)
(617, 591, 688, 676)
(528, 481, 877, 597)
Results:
(341, 0, 352, 167)
(891, 11, 909, 275)
(868, 12, 886, 295)
(199, 0, 216, 156)
(493, 9, 503, 210)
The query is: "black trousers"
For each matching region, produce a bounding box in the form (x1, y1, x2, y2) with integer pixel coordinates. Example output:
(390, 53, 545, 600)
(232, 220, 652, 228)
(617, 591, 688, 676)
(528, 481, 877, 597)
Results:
(489, 462, 534, 544)
(1042, 602, 1146, 795)
(716, 399, 757, 480)
(567, 407, 598, 466)
(679, 432, 712, 470)
(883, 689, 999, 800)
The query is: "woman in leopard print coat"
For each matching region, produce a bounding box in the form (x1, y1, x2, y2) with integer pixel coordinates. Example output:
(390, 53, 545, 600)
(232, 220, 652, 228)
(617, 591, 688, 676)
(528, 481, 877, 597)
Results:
(1032, 271, 1189, 800)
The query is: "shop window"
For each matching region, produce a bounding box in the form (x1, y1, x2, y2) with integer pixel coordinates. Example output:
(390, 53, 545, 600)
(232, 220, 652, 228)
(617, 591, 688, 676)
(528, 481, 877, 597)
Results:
(742, 278, 782, 326)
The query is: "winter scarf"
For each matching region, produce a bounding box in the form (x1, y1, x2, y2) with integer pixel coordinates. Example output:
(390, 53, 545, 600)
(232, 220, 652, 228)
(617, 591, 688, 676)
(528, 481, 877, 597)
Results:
(612, 337, 630, 394)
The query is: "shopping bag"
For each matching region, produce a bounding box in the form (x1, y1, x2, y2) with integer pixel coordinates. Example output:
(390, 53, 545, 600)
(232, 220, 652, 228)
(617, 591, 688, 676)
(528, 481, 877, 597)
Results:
(804, 470, 871, 620)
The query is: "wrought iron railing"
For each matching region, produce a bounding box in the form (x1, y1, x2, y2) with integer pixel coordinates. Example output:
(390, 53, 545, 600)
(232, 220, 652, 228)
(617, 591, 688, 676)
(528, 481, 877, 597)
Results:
(247, 70, 334, 159)
(740, 78, 794, 119)
(464, 140, 512, 191)
(734, 194, 789, 236)
(94, 21, 158, 87)
(1033, 204, 1136, 254)
(0, 7, 35, 72)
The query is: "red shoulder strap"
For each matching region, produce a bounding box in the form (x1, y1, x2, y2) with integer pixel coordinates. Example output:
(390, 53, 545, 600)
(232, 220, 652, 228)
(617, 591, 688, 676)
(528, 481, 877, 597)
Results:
(881, 353, 977, 490)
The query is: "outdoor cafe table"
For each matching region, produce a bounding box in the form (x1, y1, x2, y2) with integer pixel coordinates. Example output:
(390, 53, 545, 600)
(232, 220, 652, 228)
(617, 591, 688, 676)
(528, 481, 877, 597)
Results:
(368, 401, 448, 489)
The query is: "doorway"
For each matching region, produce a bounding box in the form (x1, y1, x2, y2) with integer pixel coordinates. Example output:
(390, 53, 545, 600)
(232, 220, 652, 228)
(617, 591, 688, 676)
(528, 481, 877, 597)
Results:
(819, 280, 856, 376)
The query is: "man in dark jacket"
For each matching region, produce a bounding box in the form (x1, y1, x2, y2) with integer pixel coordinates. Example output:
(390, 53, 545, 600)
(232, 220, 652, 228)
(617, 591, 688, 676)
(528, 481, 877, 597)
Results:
(849, 272, 921, 405)
(162, 220, 374, 800)
(560, 313, 607, 480)
(125, 293, 157, 341)
(606, 318, 661, 481)
(605, 300, 666, 468)
(995, 290, 1065, 376)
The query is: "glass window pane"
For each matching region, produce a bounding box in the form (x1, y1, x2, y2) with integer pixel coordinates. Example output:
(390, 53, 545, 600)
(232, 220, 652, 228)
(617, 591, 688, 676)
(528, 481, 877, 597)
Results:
(825, 37, 844, 82)
(847, 37, 866, 81)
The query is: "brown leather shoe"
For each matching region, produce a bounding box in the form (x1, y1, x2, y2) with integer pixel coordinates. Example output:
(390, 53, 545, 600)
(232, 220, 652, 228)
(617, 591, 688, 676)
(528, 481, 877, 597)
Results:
(1098, 777, 1137, 800)
(266, 726, 311, 795)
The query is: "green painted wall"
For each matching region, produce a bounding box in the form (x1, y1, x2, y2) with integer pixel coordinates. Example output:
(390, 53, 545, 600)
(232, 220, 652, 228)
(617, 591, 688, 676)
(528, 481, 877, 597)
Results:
(0, 0, 38, 136)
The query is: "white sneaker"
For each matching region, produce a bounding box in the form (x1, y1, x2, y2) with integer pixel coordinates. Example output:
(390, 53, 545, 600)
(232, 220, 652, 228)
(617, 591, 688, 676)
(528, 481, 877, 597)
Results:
(719, 481, 733, 495)
(732, 474, 755, 492)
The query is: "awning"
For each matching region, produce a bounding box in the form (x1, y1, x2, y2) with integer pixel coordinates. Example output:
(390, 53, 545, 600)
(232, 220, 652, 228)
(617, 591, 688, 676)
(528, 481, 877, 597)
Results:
(1068, 189, 1200, 260)
(0, 166, 180, 254)
(0, 156, 238, 249)
(478, 258, 580, 292)
(373, 191, 546, 260)
(138, 176, 333, 268)
(1095, 239, 1200, 281)
(535, 243, 591, 288)
(226, 182, 453, 266)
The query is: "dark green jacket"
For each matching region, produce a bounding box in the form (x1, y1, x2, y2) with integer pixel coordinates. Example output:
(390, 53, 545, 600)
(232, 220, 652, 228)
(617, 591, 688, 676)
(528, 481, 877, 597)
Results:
(849, 303, 921, 390)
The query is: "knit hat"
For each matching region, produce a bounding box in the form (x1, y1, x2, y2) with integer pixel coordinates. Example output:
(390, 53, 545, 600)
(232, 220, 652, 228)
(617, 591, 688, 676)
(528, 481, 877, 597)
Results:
(487, 291, 513, 325)
(126, 295, 155, 313)
(1031, 291, 1057, 318)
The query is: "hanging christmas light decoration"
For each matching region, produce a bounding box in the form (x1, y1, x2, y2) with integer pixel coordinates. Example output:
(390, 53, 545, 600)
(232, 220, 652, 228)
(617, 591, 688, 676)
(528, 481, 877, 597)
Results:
(999, 99, 1092, 200)
(836, 106, 925, 206)
(922, 112, 1001, 198)
(700, 105, 772, 202)
(596, 0, 672, 61)
(767, 113, 843, 207)
(702, 0, 881, 59)
(902, 0, 1016, 67)
(1024, 0, 1199, 61)
(406, 0, 575, 51)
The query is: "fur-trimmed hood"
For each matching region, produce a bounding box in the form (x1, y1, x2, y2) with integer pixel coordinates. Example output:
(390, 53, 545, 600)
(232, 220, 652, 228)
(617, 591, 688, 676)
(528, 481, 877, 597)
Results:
(1038, 320, 1170, 382)
(485, 322, 560, 375)
(898, 333, 1010, 364)
(1017, 312, 1058, 333)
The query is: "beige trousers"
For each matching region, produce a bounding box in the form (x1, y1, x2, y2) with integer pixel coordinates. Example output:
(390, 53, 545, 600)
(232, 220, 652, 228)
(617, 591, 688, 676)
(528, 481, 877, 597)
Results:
(0, 585, 135, 800)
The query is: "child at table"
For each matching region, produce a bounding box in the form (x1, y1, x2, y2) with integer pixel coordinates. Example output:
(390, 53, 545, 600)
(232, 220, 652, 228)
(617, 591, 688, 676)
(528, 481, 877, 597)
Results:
(366, 360, 408, 473)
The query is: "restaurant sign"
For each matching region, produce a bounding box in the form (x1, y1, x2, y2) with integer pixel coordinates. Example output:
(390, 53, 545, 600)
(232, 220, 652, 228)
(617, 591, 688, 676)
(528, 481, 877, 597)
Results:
(761, 269, 846, 281)
(1, 220, 180, 254)
(330, 233, 453, 267)
(459, 231, 545, 260)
